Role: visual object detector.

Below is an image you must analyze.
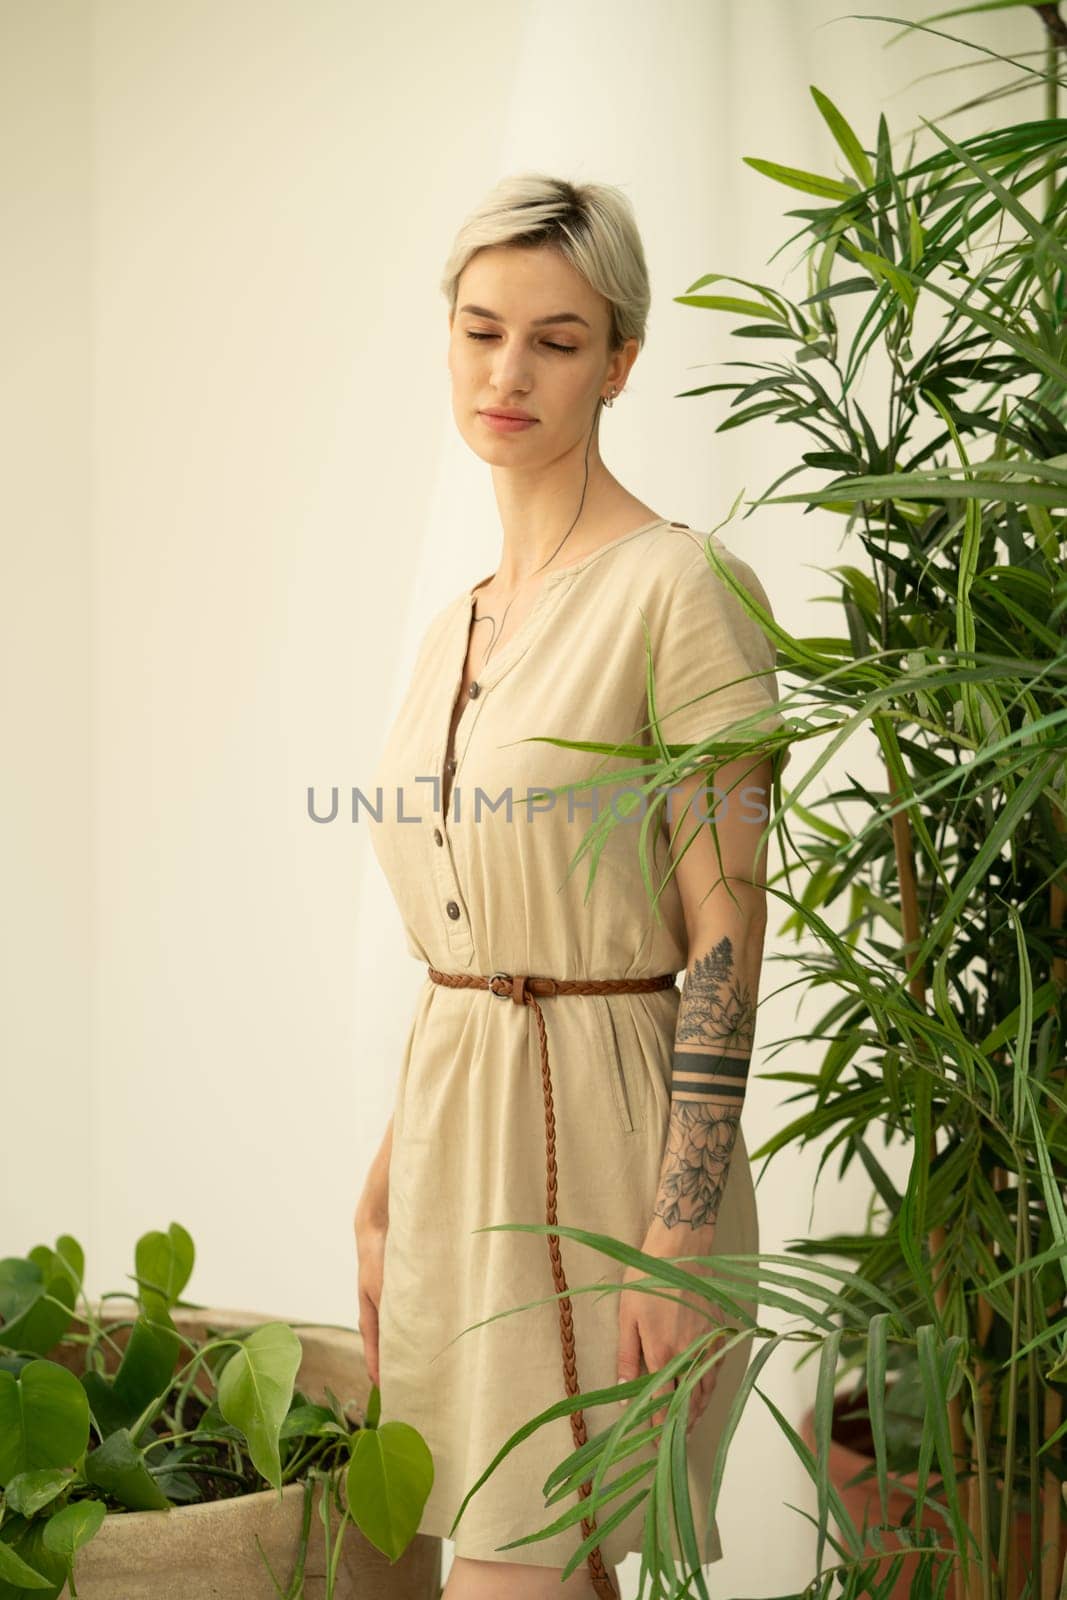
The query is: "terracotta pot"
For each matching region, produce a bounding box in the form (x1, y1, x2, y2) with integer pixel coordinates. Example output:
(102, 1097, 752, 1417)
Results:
(801, 1394, 1067, 1600)
(42, 1302, 442, 1600)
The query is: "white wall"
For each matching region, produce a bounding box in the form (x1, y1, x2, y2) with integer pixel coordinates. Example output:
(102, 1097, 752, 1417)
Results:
(1, 2, 1038, 1593)
(1, 3, 95, 1265)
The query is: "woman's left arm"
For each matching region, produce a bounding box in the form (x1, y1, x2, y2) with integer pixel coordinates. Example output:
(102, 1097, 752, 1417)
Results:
(617, 751, 773, 1431)
(650, 750, 771, 1249)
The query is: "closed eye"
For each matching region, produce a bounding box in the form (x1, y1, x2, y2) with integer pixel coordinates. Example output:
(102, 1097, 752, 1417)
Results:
(465, 331, 577, 355)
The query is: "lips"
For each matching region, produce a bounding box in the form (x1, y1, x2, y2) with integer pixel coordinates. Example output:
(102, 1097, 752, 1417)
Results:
(481, 409, 536, 421)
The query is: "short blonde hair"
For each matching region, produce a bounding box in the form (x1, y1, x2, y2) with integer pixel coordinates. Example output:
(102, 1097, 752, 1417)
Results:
(440, 171, 651, 355)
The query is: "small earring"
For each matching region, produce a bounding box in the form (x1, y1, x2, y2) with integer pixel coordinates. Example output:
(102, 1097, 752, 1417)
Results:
(603, 388, 616, 408)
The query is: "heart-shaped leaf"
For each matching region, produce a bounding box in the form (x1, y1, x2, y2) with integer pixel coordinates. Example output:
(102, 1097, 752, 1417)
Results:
(0, 1363, 90, 1484)
(27, 1239, 83, 1300)
(41, 1501, 106, 1561)
(133, 1224, 194, 1308)
(0, 1257, 76, 1359)
(216, 1323, 301, 1490)
(2, 1470, 71, 1518)
(344, 1420, 433, 1561)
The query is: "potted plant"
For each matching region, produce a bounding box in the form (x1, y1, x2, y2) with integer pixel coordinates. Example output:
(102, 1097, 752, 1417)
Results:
(794, 1248, 1067, 1599)
(0, 1223, 441, 1599)
(399, 11, 1066, 1600)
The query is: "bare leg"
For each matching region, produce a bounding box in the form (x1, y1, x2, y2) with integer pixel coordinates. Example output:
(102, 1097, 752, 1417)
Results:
(442, 1553, 621, 1598)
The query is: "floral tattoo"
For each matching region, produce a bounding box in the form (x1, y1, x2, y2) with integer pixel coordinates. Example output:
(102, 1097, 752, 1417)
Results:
(654, 935, 756, 1232)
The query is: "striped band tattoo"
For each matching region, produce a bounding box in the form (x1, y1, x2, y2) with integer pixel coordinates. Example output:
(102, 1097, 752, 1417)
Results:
(670, 1049, 751, 1101)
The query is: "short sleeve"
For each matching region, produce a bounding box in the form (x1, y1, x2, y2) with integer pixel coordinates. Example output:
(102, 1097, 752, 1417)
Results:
(648, 538, 791, 774)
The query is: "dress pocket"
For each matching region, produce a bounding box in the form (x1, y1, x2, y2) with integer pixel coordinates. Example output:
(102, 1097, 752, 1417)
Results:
(595, 997, 640, 1136)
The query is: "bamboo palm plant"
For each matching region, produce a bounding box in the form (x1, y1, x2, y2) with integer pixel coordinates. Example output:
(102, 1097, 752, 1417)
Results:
(433, 11, 1067, 1600)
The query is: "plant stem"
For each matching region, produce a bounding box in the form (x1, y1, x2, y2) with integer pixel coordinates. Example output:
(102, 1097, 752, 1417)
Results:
(997, 1173, 1026, 1583)
(970, 1256, 997, 1600)
(1041, 797, 1066, 1600)
(887, 771, 973, 1600)
(325, 1474, 353, 1599)
(1032, 5, 1067, 50)
(967, 1365, 994, 1600)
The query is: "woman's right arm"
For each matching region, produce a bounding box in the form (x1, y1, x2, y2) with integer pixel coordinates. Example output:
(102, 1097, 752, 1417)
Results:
(354, 1114, 393, 1389)
(355, 1113, 393, 1231)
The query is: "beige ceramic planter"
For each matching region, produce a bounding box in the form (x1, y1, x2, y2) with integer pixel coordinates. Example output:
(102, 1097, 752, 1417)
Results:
(46, 1303, 441, 1600)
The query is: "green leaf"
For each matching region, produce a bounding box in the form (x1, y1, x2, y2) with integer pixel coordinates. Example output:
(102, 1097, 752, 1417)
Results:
(683, 271, 795, 319)
(742, 156, 856, 199)
(0, 1255, 77, 1358)
(851, 249, 918, 314)
(756, 1384, 866, 1558)
(80, 1371, 134, 1442)
(916, 1329, 970, 1565)
(278, 1402, 344, 1440)
(216, 1322, 302, 1491)
(906, 264, 1067, 388)
(891, 0, 1051, 33)
(908, 200, 924, 268)
(801, 276, 874, 305)
(113, 1315, 181, 1418)
(0, 1540, 53, 1590)
(2, 1471, 71, 1518)
(40, 1501, 106, 1562)
(920, 114, 1067, 275)
(133, 1223, 194, 1308)
(52, 1238, 84, 1294)
(771, 471, 1067, 509)
(364, 1381, 381, 1430)
(810, 86, 875, 187)
(345, 1420, 434, 1562)
(0, 1517, 71, 1600)
(677, 294, 785, 320)
(83, 1427, 171, 1511)
(0, 1362, 90, 1483)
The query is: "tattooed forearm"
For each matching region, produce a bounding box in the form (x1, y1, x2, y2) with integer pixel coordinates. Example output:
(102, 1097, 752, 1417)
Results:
(652, 934, 757, 1234)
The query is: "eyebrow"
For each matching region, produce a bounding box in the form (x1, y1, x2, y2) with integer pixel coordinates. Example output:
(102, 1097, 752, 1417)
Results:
(458, 303, 591, 330)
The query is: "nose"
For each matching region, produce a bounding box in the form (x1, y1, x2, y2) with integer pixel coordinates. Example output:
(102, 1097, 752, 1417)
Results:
(487, 343, 533, 399)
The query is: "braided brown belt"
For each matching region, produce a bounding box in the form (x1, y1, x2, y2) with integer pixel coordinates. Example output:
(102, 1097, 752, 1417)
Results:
(426, 964, 679, 1600)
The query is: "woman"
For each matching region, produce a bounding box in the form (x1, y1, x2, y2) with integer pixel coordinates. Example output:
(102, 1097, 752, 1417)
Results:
(355, 173, 788, 1600)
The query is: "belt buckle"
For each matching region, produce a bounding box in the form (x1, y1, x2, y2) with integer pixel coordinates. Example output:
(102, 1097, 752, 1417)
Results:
(488, 970, 512, 1000)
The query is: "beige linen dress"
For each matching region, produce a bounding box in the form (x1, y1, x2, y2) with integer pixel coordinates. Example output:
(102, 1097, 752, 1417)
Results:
(367, 517, 788, 1574)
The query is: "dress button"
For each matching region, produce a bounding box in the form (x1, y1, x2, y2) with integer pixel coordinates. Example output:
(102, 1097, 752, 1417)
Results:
(446, 757, 457, 774)
(445, 900, 461, 920)
(433, 827, 444, 846)
(468, 681, 480, 699)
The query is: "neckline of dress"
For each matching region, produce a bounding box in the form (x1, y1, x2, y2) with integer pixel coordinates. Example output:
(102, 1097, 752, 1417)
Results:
(459, 516, 670, 690)
(439, 516, 671, 797)
(466, 515, 669, 601)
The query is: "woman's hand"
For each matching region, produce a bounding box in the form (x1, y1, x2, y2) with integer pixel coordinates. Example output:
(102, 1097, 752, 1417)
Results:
(355, 1213, 387, 1389)
(616, 1241, 728, 1437)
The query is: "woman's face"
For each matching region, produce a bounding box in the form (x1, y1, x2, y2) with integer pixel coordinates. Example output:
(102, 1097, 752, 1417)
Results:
(447, 243, 634, 465)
